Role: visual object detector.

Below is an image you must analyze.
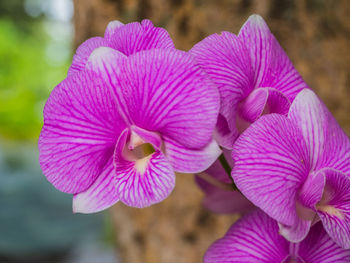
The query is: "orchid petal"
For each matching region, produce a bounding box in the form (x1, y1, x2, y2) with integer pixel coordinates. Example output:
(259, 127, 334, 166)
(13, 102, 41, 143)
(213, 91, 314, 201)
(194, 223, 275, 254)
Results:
(68, 37, 109, 76)
(72, 159, 119, 213)
(129, 125, 162, 150)
(164, 138, 221, 173)
(323, 120, 350, 174)
(279, 218, 312, 243)
(238, 87, 268, 124)
(205, 210, 350, 263)
(114, 129, 175, 208)
(108, 19, 174, 56)
(298, 170, 325, 210)
(204, 210, 289, 263)
(320, 104, 350, 174)
(316, 169, 350, 249)
(289, 89, 350, 173)
(39, 71, 126, 194)
(189, 31, 253, 97)
(104, 20, 124, 40)
(239, 14, 308, 100)
(190, 31, 254, 148)
(214, 105, 240, 149)
(238, 88, 290, 132)
(265, 88, 291, 115)
(110, 49, 220, 149)
(299, 222, 350, 262)
(232, 114, 309, 225)
(69, 19, 174, 76)
(202, 189, 254, 214)
(85, 46, 126, 79)
(288, 89, 327, 169)
(278, 170, 325, 241)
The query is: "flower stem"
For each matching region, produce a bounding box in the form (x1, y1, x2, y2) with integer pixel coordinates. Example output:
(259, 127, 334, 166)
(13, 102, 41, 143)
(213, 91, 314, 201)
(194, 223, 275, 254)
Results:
(218, 153, 232, 176)
(218, 153, 238, 191)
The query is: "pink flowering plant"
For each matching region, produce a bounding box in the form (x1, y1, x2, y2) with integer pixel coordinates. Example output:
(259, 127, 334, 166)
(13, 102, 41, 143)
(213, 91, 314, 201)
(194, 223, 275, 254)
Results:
(39, 16, 350, 261)
(205, 210, 350, 263)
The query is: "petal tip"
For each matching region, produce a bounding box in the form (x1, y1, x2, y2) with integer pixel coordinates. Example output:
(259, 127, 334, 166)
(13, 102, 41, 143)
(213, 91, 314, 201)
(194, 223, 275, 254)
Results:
(107, 20, 124, 30)
(240, 14, 269, 35)
(104, 20, 124, 39)
(72, 195, 88, 214)
(87, 46, 116, 63)
(295, 88, 316, 101)
(72, 194, 118, 214)
(141, 19, 153, 27)
(247, 14, 266, 26)
(86, 46, 125, 73)
(106, 20, 124, 32)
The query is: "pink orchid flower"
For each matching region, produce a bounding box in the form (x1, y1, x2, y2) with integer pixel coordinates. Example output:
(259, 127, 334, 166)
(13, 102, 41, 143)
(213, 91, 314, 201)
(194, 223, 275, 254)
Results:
(232, 89, 350, 248)
(190, 14, 308, 149)
(39, 37, 221, 212)
(205, 210, 350, 263)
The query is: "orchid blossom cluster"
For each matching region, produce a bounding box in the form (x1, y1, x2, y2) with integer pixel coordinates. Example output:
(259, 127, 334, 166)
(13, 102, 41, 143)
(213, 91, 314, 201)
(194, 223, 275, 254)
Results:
(39, 15, 350, 262)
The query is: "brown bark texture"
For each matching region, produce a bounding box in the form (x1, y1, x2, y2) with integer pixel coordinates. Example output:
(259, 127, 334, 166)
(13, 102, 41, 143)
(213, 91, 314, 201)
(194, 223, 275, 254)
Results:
(72, 0, 350, 262)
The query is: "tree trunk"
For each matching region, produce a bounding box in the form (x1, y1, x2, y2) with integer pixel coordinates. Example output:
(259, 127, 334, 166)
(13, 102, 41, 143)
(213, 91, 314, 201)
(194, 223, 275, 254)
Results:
(72, 0, 350, 262)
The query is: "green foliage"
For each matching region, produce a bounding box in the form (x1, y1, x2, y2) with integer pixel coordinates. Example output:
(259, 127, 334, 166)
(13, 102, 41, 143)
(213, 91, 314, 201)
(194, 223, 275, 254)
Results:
(0, 19, 70, 141)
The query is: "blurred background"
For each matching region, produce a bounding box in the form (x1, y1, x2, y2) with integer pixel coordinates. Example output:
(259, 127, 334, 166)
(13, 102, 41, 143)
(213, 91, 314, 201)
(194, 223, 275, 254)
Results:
(0, 0, 349, 263)
(0, 0, 117, 262)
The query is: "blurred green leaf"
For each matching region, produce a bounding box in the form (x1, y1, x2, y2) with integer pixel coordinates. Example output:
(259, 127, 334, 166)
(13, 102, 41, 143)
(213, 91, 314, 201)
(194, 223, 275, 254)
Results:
(0, 18, 70, 141)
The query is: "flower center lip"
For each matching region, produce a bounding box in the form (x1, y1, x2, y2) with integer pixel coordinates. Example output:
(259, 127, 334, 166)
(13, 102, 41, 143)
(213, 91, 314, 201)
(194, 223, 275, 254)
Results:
(316, 204, 344, 219)
(129, 142, 155, 160)
(122, 127, 160, 162)
(315, 185, 344, 219)
(124, 139, 156, 162)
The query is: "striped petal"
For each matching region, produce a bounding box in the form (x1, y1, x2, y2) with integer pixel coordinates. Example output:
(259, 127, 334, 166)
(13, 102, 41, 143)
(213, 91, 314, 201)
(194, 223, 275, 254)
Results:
(190, 31, 254, 148)
(204, 210, 289, 263)
(205, 210, 350, 263)
(232, 114, 309, 225)
(265, 88, 291, 115)
(114, 129, 175, 208)
(288, 89, 327, 169)
(214, 101, 240, 149)
(104, 20, 124, 41)
(289, 88, 349, 183)
(110, 49, 220, 149)
(298, 170, 325, 210)
(279, 217, 312, 243)
(85, 46, 126, 80)
(238, 87, 290, 132)
(239, 14, 308, 101)
(39, 71, 126, 194)
(68, 37, 109, 76)
(278, 170, 325, 242)
(316, 169, 350, 249)
(238, 87, 268, 127)
(299, 222, 350, 262)
(317, 97, 350, 174)
(164, 138, 221, 173)
(323, 119, 350, 174)
(108, 19, 174, 55)
(72, 159, 118, 213)
(68, 19, 174, 76)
